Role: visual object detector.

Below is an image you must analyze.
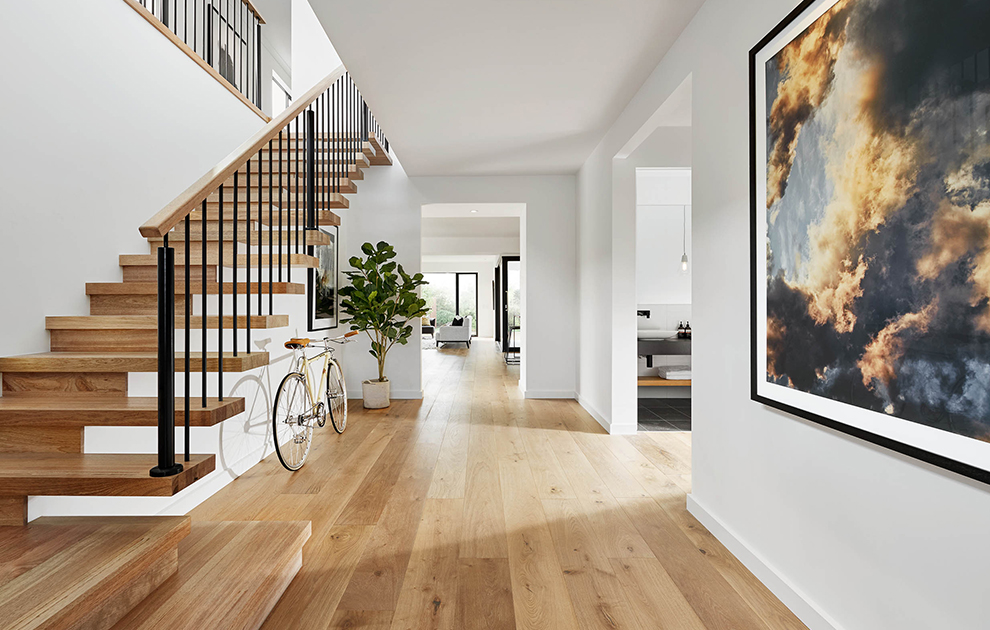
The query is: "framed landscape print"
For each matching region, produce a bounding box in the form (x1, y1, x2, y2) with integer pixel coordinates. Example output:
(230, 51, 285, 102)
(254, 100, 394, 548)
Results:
(750, 0, 990, 483)
(309, 227, 338, 332)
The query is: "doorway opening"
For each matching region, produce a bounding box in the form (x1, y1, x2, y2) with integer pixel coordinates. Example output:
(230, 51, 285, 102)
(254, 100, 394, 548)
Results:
(636, 167, 692, 432)
(419, 203, 522, 363)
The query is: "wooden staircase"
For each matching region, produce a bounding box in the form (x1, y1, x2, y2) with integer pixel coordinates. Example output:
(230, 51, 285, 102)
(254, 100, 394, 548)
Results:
(0, 68, 392, 629)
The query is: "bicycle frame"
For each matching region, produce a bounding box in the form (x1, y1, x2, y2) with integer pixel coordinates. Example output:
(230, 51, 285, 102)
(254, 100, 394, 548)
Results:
(292, 342, 335, 413)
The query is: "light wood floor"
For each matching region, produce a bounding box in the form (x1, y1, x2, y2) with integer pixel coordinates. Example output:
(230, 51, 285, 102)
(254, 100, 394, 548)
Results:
(189, 341, 807, 630)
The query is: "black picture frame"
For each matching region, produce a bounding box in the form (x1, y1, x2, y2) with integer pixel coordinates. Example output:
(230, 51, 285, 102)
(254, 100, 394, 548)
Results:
(749, 0, 990, 485)
(308, 226, 338, 332)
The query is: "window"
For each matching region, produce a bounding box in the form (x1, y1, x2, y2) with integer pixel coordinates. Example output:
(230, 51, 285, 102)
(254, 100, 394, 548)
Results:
(422, 273, 479, 336)
(272, 73, 291, 117)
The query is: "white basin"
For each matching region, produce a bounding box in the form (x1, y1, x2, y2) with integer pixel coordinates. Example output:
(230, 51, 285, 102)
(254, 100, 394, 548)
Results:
(637, 329, 679, 340)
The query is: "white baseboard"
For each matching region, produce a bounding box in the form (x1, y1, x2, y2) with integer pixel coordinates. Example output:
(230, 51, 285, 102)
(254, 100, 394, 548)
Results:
(28, 442, 270, 522)
(576, 394, 637, 434)
(578, 394, 610, 432)
(524, 389, 576, 399)
(686, 494, 843, 630)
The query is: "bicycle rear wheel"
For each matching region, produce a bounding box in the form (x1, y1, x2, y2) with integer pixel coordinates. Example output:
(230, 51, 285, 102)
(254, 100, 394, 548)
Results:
(272, 372, 313, 471)
(326, 358, 348, 433)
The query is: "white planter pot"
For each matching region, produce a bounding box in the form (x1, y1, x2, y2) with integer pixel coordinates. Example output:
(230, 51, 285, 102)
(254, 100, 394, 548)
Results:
(362, 379, 390, 409)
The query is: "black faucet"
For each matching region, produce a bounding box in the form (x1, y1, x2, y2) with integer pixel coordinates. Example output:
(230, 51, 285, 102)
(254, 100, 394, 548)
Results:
(637, 310, 651, 319)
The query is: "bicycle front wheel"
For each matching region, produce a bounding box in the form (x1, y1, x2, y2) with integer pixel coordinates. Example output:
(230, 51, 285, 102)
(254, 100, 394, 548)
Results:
(326, 358, 348, 434)
(272, 372, 313, 471)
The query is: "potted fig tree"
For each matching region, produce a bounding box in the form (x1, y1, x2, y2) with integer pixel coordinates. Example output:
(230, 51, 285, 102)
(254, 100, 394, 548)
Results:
(338, 241, 428, 408)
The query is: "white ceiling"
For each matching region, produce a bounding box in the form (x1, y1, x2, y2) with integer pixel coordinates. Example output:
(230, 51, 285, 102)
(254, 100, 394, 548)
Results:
(309, 0, 704, 176)
(422, 217, 521, 239)
(422, 203, 524, 218)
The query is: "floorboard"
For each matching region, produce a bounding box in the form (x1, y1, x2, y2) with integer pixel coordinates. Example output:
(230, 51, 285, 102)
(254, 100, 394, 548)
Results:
(188, 339, 805, 629)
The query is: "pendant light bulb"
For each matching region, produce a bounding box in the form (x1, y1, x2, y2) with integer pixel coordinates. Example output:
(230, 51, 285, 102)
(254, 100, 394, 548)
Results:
(681, 252, 689, 273)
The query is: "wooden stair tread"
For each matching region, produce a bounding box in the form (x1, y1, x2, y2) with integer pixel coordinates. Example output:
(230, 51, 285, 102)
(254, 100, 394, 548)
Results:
(0, 453, 214, 496)
(236, 229, 333, 247)
(0, 351, 269, 373)
(47, 314, 289, 330)
(0, 396, 243, 426)
(0, 515, 190, 630)
(150, 227, 334, 246)
(120, 253, 319, 269)
(111, 520, 311, 630)
(86, 282, 305, 295)
(189, 207, 343, 223)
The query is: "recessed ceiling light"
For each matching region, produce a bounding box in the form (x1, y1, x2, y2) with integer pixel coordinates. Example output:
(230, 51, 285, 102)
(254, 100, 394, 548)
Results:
(470, 210, 478, 213)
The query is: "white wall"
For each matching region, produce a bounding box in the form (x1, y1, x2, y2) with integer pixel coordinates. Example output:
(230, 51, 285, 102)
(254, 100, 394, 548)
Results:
(291, 0, 341, 95)
(580, 125, 692, 432)
(636, 204, 691, 305)
(337, 157, 425, 400)
(0, 0, 264, 359)
(421, 260, 497, 338)
(411, 176, 578, 399)
(577, 1, 990, 629)
(636, 169, 692, 306)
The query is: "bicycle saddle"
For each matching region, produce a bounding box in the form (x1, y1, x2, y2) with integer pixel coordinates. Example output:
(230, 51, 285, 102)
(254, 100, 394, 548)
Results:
(284, 337, 311, 349)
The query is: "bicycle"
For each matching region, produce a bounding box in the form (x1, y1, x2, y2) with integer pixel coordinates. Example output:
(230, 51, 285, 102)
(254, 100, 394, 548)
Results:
(272, 331, 358, 471)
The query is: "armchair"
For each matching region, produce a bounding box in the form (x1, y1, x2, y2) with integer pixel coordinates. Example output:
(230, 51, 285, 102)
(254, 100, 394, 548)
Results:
(436, 316, 473, 347)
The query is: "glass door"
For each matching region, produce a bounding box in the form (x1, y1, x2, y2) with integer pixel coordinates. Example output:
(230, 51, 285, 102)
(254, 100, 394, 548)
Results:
(422, 272, 478, 336)
(500, 256, 521, 354)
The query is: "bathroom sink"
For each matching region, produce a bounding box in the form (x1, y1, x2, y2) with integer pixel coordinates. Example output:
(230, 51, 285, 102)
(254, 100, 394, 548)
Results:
(637, 330, 679, 340)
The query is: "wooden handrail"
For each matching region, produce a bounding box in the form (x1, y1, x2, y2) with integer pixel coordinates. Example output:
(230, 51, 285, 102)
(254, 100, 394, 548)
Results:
(242, 0, 266, 25)
(121, 0, 269, 121)
(139, 69, 345, 238)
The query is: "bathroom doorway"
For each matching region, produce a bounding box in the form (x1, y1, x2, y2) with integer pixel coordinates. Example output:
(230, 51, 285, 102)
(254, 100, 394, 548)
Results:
(635, 166, 692, 432)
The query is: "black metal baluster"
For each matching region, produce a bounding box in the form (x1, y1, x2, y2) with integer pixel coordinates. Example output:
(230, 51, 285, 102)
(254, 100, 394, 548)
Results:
(184, 216, 191, 462)
(218, 184, 224, 400)
(202, 199, 207, 409)
(279, 128, 284, 283)
(333, 82, 337, 196)
(225, 0, 231, 85)
(256, 21, 262, 108)
(349, 74, 354, 195)
(313, 95, 330, 225)
(268, 139, 273, 314)
(240, 0, 246, 95)
(192, 0, 197, 54)
(257, 151, 263, 316)
(205, 0, 212, 68)
(233, 171, 238, 357)
(295, 116, 300, 257)
(246, 157, 251, 354)
(151, 234, 182, 477)
(307, 110, 315, 231)
(332, 86, 335, 207)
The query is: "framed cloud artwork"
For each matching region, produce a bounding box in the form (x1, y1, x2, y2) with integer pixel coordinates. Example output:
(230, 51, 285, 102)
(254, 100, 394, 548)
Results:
(750, 0, 990, 482)
(309, 227, 339, 332)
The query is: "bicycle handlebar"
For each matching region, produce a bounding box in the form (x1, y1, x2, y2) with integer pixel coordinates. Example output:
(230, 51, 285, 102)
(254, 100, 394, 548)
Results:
(326, 330, 360, 344)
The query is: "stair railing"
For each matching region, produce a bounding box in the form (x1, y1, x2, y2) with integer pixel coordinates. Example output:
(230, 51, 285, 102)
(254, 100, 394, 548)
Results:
(124, 0, 266, 114)
(143, 68, 390, 477)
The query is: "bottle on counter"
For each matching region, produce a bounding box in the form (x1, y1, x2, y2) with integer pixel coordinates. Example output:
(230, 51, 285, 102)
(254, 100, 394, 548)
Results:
(676, 321, 686, 339)
(685, 321, 692, 339)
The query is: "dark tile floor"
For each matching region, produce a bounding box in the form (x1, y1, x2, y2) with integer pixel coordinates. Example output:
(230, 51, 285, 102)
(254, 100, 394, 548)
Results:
(638, 397, 691, 432)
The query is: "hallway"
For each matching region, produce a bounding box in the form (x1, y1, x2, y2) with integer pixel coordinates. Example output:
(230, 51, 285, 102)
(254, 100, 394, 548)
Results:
(190, 343, 805, 629)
